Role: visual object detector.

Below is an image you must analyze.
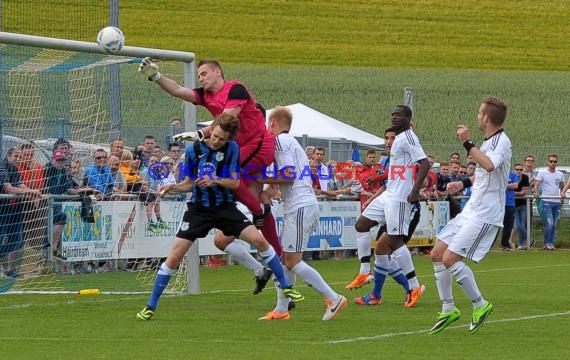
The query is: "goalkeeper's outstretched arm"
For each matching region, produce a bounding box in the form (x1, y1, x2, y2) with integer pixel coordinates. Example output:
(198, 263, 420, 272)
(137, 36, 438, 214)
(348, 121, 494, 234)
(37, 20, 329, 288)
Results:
(156, 76, 196, 103)
(138, 57, 196, 103)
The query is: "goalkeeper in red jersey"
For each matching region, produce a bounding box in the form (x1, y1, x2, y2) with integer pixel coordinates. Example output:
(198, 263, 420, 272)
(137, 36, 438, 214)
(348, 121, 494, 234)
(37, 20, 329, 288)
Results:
(138, 58, 281, 257)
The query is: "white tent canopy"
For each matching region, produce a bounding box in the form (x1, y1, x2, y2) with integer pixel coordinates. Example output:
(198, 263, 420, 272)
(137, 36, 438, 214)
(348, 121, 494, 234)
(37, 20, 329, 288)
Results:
(198, 103, 384, 147)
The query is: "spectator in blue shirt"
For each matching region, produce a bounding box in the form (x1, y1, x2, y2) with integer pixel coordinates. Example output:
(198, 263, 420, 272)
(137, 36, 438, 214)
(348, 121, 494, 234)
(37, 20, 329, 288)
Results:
(84, 149, 115, 196)
(501, 169, 519, 251)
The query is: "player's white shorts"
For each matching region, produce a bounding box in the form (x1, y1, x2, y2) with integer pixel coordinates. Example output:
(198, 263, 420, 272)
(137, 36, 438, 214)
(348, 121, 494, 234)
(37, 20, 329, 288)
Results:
(281, 205, 319, 253)
(361, 193, 410, 236)
(437, 213, 499, 263)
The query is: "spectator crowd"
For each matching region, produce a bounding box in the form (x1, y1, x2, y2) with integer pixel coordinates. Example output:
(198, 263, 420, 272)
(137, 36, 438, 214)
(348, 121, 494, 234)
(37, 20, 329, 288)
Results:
(0, 133, 188, 277)
(1, 128, 566, 279)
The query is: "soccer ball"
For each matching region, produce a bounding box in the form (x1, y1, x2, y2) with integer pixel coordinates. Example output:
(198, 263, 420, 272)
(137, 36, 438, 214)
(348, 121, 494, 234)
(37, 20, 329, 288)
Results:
(96, 26, 125, 54)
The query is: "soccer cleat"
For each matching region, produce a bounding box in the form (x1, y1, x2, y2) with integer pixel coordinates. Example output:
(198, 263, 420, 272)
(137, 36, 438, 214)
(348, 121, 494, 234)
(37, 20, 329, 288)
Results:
(258, 310, 290, 320)
(136, 306, 155, 321)
(282, 287, 304, 303)
(469, 300, 494, 334)
(253, 267, 273, 295)
(147, 222, 160, 234)
(354, 292, 382, 306)
(345, 273, 374, 290)
(288, 300, 296, 311)
(404, 284, 425, 308)
(323, 295, 348, 320)
(429, 307, 462, 334)
(157, 220, 170, 230)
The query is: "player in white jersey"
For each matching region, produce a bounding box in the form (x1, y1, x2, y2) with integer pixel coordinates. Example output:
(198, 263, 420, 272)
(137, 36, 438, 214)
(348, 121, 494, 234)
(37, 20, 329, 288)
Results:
(257, 106, 348, 321)
(429, 96, 511, 335)
(353, 105, 430, 308)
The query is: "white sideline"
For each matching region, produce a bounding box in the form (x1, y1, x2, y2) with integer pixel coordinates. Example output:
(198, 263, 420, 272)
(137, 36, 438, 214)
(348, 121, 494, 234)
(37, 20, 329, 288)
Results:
(0, 310, 568, 345)
(324, 310, 570, 344)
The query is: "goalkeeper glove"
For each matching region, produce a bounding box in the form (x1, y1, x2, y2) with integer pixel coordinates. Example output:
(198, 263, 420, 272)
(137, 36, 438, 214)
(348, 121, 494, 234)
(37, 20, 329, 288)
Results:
(173, 130, 205, 142)
(138, 57, 161, 81)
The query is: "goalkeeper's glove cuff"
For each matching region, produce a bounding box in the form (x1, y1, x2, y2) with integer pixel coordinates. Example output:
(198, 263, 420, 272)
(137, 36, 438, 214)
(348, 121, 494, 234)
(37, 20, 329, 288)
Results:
(195, 130, 205, 141)
(148, 71, 162, 82)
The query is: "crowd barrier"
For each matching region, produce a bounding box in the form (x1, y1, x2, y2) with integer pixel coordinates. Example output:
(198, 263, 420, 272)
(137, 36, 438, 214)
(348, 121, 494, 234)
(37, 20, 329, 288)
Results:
(12, 192, 556, 264)
(58, 198, 450, 262)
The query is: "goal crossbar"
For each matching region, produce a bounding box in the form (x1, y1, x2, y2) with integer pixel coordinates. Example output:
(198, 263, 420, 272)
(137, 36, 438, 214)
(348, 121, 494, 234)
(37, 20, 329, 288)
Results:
(0, 31, 195, 63)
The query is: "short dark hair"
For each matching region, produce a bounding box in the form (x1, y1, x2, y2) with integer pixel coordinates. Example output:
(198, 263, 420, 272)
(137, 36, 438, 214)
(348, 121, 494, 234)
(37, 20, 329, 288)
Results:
(168, 142, 180, 151)
(133, 149, 143, 160)
(54, 137, 70, 149)
(197, 59, 224, 79)
(482, 96, 507, 125)
(394, 105, 413, 118)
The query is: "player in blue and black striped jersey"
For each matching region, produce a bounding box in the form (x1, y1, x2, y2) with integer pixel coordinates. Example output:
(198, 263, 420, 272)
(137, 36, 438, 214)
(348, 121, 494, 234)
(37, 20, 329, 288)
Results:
(136, 113, 303, 321)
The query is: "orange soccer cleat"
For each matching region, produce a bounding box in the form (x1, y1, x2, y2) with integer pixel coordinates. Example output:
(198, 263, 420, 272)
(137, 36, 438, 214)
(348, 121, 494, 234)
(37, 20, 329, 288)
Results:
(404, 284, 426, 308)
(258, 310, 290, 321)
(345, 273, 374, 290)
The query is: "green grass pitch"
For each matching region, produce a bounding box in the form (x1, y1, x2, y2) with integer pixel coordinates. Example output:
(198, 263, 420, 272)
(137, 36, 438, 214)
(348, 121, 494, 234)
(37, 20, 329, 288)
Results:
(2, 250, 569, 359)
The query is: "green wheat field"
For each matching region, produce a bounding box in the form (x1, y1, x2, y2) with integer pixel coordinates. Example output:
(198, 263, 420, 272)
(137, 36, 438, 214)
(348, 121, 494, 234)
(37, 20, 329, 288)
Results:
(3, 1, 570, 161)
(2, 251, 569, 359)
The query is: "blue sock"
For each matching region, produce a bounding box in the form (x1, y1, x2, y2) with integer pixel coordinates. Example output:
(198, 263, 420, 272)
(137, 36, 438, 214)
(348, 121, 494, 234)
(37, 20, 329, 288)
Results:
(260, 247, 288, 288)
(372, 255, 389, 298)
(389, 258, 410, 293)
(147, 263, 174, 310)
(391, 271, 410, 293)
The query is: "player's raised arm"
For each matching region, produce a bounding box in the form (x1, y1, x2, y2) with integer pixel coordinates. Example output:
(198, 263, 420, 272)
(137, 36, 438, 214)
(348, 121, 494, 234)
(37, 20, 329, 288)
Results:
(138, 57, 196, 103)
(457, 125, 495, 172)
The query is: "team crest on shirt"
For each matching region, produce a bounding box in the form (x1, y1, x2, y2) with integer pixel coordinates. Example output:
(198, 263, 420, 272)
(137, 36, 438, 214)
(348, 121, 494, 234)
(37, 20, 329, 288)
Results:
(215, 152, 224, 162)
(180, 222, 190, 231)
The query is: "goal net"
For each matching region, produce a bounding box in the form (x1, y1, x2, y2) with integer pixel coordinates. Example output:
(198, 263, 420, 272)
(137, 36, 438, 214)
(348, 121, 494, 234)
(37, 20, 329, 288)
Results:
(0, 33, 197, 294)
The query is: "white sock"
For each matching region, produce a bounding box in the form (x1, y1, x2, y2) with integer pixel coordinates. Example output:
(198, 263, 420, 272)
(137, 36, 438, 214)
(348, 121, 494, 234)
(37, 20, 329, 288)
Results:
(374, 254, 390, 273)
(158, 262, 174, 276)
(448, 261, 485, 308)
(359, 262, 371, 274)
(274, 268, 295, 313)
(387, 257, 402, 275)
(356, 231, 372, 274)
(392, 245, 419, 289)
(291, 261, 337, 301)
(433, 261, 455, 313)
(223, 241, 263, 276)
(259, 246, 276, 263)
(356, 231, 372, 260)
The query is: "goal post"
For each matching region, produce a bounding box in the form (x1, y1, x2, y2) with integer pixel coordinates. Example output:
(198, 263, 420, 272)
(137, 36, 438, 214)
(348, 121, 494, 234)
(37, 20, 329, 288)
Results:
(0, 31, 201, 295)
